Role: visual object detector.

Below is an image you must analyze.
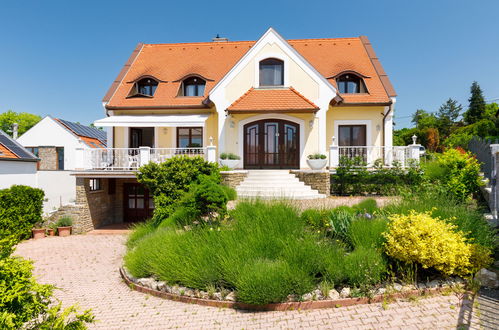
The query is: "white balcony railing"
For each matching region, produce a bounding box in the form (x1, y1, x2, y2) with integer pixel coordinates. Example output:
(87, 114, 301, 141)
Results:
(75, 146, 216, 171)
(330, 145, 420, 168)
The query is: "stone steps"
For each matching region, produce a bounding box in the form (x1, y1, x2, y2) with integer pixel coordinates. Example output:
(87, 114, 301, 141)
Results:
(236, 170, 326, 200)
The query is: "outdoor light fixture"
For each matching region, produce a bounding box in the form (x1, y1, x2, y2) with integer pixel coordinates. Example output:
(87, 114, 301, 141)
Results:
(309, 120, 314, 129)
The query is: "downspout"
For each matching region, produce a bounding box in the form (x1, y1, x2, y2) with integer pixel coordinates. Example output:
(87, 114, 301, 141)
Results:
(381, 105, 392, 148)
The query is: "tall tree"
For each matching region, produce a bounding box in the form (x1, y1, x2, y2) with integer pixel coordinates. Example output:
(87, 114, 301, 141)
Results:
(411, 109, 438, 129)
(463, 81, 486, 124)
(437, 98, 462, 136)
(0, 110, 41, 137)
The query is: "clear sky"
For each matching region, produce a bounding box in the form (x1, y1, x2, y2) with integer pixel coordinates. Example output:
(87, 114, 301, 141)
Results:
(0, 0, 498, 128)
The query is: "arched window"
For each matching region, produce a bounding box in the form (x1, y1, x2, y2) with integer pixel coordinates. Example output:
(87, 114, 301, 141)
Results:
(259, 58, 284, 86)
(336, 74, 367, 94)
(128, 77, 159, 97)
(182, 77, 206, 96)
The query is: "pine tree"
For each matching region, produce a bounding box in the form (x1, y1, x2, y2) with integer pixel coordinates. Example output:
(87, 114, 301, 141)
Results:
(437, 98, 462, 136)
(463, 81, 486, 124)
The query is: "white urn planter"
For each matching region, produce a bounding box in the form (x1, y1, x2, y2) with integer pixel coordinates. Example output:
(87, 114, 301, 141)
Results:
(307, 159, 327, 170)
(220, 159, 240, 169)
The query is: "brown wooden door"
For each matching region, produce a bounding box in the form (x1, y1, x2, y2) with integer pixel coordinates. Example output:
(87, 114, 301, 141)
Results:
(123, 183, 154, 222)
(243, 119, 299, 169)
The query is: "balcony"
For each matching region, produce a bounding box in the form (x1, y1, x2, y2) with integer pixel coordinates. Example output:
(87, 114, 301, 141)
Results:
(75, 146, 217, 171)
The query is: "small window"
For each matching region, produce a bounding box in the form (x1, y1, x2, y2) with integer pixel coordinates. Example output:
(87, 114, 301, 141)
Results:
(26, 147, 39, 157)
(128, 78, 159, 97)
(336, 74, 367, 94)
(56, 147, 64, 170)
(259, 58, 284, 86)
(177, 127, 203, 148)
(181, 77, 206, 96)
(89, 178, 102, 191)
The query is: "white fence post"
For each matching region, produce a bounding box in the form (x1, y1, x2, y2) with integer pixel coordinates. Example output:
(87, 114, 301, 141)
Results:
(139, 147, 151, 167)
(408, 135, 421, 164)
(329, 136, 339, 168)
(206, 136, 217, 163)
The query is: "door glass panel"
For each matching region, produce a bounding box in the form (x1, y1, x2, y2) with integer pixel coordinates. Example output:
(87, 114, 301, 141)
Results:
(338, 126, 351, 146)
(245, 124, 259, 165)
(264, 123, 278, 165)
(283, 124, 297, 165)
(136, 198, 144, 209)
(128, 198, 136, 209)
(352, 126, 366, 146)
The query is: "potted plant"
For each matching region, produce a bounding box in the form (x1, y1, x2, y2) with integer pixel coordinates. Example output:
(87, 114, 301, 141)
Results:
(307, 153, 328, 170)
(219, 152, 240, 169)
(32, 224, 46, 239)
(47, 223, 57, 236)
(56, 216, 73, 237)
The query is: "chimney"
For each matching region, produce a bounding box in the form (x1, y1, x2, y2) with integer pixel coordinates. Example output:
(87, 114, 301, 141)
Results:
(12, 123, 18, 139)
(212, 34, 228, 42)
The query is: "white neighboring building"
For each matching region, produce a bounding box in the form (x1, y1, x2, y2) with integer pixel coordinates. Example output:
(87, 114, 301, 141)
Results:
(0, 129, 38, 188)
(16, 116, 107, 213)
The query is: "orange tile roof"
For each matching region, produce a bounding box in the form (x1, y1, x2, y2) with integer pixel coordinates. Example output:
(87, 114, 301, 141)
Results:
(79, 136, 106, 149)
(104, 36, 395, 109)
(0, 143, 18, 159)
(228, 87, 319, 113)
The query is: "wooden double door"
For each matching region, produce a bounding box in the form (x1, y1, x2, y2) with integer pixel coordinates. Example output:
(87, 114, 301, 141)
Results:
(123, 183, 154, 222)
(243, 119, 300, 169)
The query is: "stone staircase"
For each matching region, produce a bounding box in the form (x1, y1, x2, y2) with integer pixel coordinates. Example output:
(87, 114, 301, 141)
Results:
(235, 170, 326, 200)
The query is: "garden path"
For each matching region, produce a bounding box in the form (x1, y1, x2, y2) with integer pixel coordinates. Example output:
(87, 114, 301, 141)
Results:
(16, 235, 481, 329)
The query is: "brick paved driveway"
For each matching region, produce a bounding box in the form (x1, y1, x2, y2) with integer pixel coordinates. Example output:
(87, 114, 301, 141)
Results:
(15, 235, 479, 329)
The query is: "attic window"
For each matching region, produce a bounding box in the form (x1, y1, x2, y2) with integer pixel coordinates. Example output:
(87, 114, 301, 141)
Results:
(336, 74, 367, 94)
(259, 58, 284, 86)
(128, 78, 159, 98)
(181, 77, 206, 97)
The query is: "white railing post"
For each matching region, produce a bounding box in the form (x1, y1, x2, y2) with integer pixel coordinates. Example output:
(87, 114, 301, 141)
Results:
(329, 136, 339, 168)
(139, 147, 151, 167)
(206, 136, 217, 163)
(408, 135, 421, 164)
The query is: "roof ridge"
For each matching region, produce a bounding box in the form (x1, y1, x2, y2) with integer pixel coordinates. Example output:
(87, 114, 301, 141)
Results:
(143, 37, 360, 47)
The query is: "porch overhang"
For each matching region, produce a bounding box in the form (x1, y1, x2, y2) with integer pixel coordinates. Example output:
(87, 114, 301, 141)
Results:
(94, 114, 209, 127)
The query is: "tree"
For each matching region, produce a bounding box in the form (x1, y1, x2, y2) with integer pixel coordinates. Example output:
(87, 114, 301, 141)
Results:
(411, 109, 438, 129)
(463, 81, 486, 125)
(0, 110, 41, 137)
(436, 98, 462, 136)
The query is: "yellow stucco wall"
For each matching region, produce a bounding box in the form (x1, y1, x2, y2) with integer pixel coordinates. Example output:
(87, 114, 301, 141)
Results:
(326, 105, 385, 147)
(224, 43, 319, 106)
(114, 127, 125, 148)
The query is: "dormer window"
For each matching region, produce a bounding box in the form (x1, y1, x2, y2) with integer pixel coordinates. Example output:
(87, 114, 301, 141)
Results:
(259, 58, 284, 87)
(181, 77, 206, 97)
(128, 77, 159, 98)
(336, 74, 367, 94)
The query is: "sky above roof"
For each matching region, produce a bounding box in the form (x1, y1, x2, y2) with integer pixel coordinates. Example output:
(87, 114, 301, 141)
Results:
(0, 0, 497, 129)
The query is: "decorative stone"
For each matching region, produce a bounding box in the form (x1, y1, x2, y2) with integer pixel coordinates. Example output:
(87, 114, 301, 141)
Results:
(426, 280, 440, 288)
(377, 288, 386, 295)
(213, 292, 223, 300)
(339, 287, 350, 298)
(327, 289, 340, 300)
(312, 289, 323, 300)
(416, 282, 427, 289)
(452, 277, 465, 285)
(156, 281, 167, 292)
(170, 285, 180, 295)
(392, 283, 403, 292)
(402, 284, 416, 291)
(137, 278, 156, 290)
(476, 268, 499, 288)
(198, 291, 209, 299)
(287, 294, 298, 302)
(123, 268, 137, 283)
(302, 292, 314, 301)
(225, 292, 236, 301)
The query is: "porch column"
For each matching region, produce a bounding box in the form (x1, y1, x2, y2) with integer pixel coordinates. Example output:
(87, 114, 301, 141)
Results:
(329, 136, 339, 168)
(139, 146, 151, 166)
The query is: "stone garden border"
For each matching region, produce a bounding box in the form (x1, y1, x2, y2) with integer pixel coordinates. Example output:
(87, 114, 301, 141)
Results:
(120, 268, 465, 311)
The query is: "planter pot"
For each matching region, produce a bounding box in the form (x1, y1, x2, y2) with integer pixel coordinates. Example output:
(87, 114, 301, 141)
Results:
(32, 228, 46, 239)
(220, 159, 240, 169)
(307, 159, 327, 170)
(47, 229, 55, 236)
(57, 226, 72, 237)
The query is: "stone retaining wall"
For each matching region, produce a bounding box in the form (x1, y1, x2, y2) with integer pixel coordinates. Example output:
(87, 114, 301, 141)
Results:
(221, 171, 248, 188)
(291, 170, 330, 196)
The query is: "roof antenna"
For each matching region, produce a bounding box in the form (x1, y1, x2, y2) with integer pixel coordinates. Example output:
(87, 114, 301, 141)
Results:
(212, 34, 228, 42)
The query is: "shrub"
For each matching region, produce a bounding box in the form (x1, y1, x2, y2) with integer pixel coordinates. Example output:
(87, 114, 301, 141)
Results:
(126, 220, 157, 249)
(136, 156, 221, 224)
(0, 185, 44, 240)
(352, 198, 378, 215)
(383, 211, 479, 276)
(56, 216, 72, 227)
(300, 209, 329, 234)
(343, 247, 387, 286)
(220, 185, 237, 201)
(348, 218, 387, 249)
(422, 148, 482, 201)
(328, 209, 356, 242)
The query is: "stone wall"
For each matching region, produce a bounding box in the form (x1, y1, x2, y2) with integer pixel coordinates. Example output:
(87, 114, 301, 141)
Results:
(291, 170, 330, 196)
(38, 146, 57, 170)
(220, 170, 248, 188)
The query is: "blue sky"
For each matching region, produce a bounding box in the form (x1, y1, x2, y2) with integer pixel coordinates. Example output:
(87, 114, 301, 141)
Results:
(0, 0, 498, 128)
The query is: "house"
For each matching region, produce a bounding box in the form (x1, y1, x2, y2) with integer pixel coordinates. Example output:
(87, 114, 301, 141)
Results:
(69, 28, 417, 233)
(0, 129, 38, 189)
(16, 116, 106, 213)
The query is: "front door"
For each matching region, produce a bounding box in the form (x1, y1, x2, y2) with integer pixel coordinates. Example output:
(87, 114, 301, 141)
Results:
(244, 119, 299, 169)
(123, 183, 154, 222)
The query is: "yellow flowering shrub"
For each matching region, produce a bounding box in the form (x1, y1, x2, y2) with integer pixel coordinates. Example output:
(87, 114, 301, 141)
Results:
(383, 211, 473, 276)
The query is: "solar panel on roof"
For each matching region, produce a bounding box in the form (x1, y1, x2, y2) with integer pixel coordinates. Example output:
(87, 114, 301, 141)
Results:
(0, 130, 38, 160)
(57, 119, 107, 145)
